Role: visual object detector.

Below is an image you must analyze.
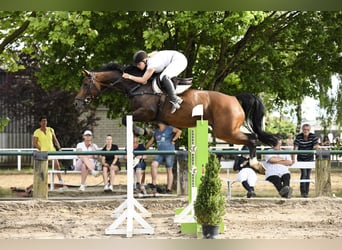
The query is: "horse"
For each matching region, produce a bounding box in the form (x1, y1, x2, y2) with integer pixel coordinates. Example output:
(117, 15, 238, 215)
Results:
(75, 62, 278, 173)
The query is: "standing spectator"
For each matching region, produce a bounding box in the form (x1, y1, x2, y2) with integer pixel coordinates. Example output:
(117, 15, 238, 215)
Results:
(33, 116, 63, 184)
(75, 130, 101, 191)
(133, 135, 147, 192)
(145, 122, 182, 194)
(265, 138, 293, 198)
(293, 124, 319, 198)
(101, 134, 121, 192)
(321, 135, 330, 147)
(320, 135, 331, 159)
(285, 133, 294, 147)
(233, 146, 257, 198)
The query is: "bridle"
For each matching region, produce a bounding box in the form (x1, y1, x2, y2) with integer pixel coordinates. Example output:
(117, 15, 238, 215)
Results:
(76, 71, 102, 105)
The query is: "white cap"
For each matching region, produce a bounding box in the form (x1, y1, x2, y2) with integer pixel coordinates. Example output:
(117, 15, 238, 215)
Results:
(83, 130, 92, 136)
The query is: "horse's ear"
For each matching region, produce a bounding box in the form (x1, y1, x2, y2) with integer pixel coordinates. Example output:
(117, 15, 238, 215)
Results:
(82, 69, 91, 77)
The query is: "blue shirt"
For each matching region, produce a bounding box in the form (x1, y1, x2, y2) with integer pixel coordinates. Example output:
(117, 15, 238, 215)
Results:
(153, 125, 175, 150)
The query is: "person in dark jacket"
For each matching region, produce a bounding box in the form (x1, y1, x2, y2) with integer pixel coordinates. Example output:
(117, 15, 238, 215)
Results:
(233, 146, 257, 198)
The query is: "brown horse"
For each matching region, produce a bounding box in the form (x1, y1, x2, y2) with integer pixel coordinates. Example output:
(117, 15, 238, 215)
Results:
(75, 62, 277, 172)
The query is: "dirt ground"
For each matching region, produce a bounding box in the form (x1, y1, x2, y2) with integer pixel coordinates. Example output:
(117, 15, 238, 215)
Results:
(0, 172, 342, 239)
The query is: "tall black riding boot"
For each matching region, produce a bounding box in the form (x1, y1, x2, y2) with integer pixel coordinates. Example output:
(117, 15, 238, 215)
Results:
(161, 75, 183, 113)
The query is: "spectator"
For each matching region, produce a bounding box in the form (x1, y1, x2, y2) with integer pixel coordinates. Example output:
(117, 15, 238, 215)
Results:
(33, 116, 63, 184)
(75, 130, 101, 191)
(145, 122, 182, 194)
(293, 124, 319, 198)
(321, 135, 330, 147)
(133, 135, 147, 192)
(285, 133, 294, 147)
(233, 146, 257, 198)
(122, 50, 187, 113)
(265, 138, 293, 198)
(101, 134, 121, 192)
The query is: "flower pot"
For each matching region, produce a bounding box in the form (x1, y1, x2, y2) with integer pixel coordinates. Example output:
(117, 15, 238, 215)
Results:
(202, 225, 219, 239)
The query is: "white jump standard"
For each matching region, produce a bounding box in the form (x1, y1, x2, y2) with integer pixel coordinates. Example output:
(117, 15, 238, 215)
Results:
(105, 115, 154, 237)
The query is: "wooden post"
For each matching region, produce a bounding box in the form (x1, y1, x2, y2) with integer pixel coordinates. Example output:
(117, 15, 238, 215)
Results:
(176, 150, 188, 195)
(315, 150, 332, 197)
(33, 152, 49, 199)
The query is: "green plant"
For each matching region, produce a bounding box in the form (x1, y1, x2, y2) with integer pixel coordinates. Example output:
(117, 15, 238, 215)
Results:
(194, 153, 226, 226)
(0, 117, 10, 132)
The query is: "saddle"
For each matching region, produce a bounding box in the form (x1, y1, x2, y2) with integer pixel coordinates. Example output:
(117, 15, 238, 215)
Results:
(152, 76, 193, 95)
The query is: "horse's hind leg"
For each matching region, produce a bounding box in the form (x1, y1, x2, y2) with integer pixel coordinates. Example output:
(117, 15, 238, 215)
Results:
(245, 133, 266, 174)
(214, 128, 265, 174)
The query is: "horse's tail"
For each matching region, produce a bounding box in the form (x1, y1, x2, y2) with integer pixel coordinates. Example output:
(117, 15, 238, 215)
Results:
(236, 93, 278, 147)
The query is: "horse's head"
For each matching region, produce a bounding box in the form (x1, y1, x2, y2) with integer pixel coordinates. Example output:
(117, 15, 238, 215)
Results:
(74, 69, 103, 110)
(74, 64, 123, 110)
(74, 62, 148, 111)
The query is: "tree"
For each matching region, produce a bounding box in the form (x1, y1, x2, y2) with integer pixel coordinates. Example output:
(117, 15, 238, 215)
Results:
(1, 11, 342, 129)
(0, 55, 99, 147)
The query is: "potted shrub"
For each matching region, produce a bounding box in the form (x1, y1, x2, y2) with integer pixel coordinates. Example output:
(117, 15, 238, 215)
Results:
(194, 153, 226, 239)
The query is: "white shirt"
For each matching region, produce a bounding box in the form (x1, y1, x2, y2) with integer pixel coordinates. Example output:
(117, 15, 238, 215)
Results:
(76, 142, 99, 158)
(76, 142, 99, 151)
(147, 50, 181, 73)
(264, 149, 291, 178)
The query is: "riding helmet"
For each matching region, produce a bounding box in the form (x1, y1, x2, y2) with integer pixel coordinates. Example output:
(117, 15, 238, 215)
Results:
(133, 50, 148, 65)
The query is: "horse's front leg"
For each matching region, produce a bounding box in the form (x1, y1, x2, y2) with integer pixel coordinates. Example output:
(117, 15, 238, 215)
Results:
(121, 116, 153, 137)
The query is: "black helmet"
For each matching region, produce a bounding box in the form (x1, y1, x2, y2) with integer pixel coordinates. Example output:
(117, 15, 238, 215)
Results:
(133, 50, 148, 65)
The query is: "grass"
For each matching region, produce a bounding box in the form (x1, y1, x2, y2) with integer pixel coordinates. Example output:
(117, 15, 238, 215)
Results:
(0, 187, 12, 197)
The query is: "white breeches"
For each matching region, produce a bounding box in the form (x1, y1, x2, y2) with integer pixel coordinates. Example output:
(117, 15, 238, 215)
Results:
(237, 168, 257, 187)
(159, 53, 187, 80)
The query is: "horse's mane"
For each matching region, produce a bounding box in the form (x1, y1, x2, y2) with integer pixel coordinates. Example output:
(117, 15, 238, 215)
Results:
(100, 62, 124, 72)
(100, 62, 144, 77)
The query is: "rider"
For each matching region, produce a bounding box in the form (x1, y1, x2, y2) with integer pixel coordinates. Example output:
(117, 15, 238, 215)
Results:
(122, 50, 187, 114)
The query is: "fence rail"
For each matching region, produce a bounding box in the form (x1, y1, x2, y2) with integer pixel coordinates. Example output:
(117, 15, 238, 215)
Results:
(1, 147, 341, 171)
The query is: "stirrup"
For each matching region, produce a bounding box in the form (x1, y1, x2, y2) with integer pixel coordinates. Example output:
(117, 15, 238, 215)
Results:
(176, 96, 183, 104)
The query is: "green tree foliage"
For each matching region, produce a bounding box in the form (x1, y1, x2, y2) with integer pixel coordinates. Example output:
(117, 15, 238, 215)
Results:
(0, 117, 10, 132)
(0, 55, 99, 147)
(1, 11, 342, 128)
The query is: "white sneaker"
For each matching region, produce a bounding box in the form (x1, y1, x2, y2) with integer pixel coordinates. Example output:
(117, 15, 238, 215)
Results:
(108, 185, 113, 192)
(79, 184, 86, 192)
(104, 183, 109, 191)
(91, 169, 101, 177)
(58, 180, 64, 185)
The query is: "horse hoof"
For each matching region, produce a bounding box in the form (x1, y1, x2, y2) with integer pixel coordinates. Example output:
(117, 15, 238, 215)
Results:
(255, 162, 266, 175)
(249, 158, 265, 175)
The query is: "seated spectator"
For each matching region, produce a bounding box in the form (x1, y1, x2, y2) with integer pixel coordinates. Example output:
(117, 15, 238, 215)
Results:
(101, 134, 121, 192)
(233, 146, 257, 198)
(75, 130, 101, 191)
(133, 135, 147, 192)
(265, 137, 293, 198)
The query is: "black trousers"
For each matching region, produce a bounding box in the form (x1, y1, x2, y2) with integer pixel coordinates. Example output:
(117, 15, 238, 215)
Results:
(300, 168, 311, 195)
(266, 173, 291, 192)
